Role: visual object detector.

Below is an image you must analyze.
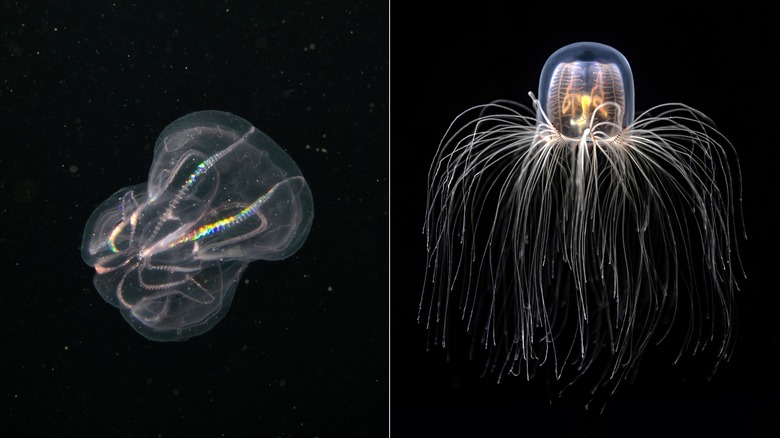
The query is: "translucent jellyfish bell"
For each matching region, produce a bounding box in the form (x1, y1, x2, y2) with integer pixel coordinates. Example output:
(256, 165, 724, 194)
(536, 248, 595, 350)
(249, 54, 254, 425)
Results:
(537, 42, 635, 138)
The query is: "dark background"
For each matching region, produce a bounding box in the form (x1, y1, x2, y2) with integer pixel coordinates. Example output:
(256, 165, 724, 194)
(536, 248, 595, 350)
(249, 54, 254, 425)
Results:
(391, 2, 780, 437)
(1, 1, 387, 436)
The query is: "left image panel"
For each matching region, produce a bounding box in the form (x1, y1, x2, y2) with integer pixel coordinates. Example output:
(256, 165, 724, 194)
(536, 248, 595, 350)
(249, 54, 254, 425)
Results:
(2, 1, 389, 436)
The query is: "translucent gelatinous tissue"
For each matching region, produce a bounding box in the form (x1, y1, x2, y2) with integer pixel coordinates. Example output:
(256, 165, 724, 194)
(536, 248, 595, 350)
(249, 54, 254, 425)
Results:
(82, 111, 313, 341)
(537, 41, 634, 138)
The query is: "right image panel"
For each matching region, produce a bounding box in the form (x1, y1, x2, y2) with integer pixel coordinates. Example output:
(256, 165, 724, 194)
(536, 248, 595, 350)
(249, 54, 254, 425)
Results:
(391, 2, 778, 437)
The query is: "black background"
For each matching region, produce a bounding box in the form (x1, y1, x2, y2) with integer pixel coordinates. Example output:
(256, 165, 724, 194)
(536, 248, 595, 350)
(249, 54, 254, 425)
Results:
(392, 2, 780, 438)
(1, 1, 387, 436)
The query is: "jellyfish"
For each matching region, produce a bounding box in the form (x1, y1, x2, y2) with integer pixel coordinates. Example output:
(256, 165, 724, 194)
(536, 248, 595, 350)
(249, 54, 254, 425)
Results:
(421, 42, 744, 404)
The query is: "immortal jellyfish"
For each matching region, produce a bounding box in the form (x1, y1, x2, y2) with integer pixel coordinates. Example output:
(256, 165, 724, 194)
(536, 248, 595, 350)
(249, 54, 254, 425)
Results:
(421, 42, 743, 404)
